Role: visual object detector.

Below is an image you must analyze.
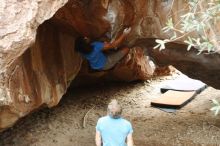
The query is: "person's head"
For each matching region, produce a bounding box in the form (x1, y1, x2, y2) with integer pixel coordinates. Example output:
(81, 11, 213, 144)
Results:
(107, 99, 122, 119)
(75, 36, 92, 54)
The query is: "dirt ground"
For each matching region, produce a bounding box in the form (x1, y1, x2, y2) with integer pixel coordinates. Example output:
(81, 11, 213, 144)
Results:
(1, 72, 220, 146)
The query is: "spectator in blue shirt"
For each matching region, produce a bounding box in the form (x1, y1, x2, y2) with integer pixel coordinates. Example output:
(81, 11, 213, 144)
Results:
(95, 99, 134, 146)
(75, 28, 131, 70)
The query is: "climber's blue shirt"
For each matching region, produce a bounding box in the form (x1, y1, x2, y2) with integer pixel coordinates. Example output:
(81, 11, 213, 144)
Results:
(83, 41, 107, 70)
(96, 116, 133, 146)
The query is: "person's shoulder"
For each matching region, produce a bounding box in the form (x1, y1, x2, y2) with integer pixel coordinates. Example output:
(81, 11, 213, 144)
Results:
(121, 118, 133, 132)
(91, 41, 104, 51)
(91, 41, 104, 47)
(98, 116, 109, 122)
(121, 118, 132, 125)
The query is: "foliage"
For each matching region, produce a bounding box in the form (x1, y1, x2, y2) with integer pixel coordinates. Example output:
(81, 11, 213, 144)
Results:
(210, 99, 220, 115)
(155, 0, 220, 54)
(155, 0, 220, 115)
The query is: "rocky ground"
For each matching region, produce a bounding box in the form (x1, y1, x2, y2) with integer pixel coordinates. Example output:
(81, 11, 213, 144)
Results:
(0, 72, 220, 146)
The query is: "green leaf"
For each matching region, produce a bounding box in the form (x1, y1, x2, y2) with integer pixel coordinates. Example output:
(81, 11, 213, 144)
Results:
(207, 45, 214, 52)
(197, 49, 203, 55)
(210, 99, 220, 116)
(163, 39, 170, 43)
(159, 43, 165, 50)
(188, 37, 193, 43)
(215, 108, 220, 116)
(196, 38, 201, 45)
(187, 44, 192, 51)
(171, 32, 177, 40)
(155, 39, 164, 44)
(184, 40, 190, 44)
(162, 26, 170, 32)
(210, 106, 219, 111)
(212, 99, 220, 105)
(153, 44, 160, 49)
(155, 39, 166, 50)
(166, 18, 174, 28)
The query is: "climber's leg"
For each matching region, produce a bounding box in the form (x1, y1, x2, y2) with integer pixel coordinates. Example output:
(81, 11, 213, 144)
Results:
(102, 47, 129, 70)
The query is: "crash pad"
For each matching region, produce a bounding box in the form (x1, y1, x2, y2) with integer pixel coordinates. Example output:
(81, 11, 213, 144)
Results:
(160, 76, 207, 93)
(151, 90, 197, 108)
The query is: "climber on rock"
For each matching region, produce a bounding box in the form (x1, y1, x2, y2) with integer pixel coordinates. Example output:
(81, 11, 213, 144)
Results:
(75, 27, 131, 71)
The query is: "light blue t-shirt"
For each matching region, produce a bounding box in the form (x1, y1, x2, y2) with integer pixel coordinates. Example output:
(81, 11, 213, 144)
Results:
(83, 41, 107, 70)
(96, 116, 133, 146)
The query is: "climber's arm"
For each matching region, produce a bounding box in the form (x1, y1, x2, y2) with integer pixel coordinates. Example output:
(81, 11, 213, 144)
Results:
(102, 27, 131, 51)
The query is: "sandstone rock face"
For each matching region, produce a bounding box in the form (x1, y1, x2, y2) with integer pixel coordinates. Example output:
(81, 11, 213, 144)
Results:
(0, 0, 71, 130)
(0, 0, 220, 130)
(0, 0, 68, 72)
(0, 21, 82, 130)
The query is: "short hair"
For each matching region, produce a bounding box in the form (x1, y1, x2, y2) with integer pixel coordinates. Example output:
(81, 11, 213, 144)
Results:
(107, 99, 122, 119)
(75, 37, 92, 54)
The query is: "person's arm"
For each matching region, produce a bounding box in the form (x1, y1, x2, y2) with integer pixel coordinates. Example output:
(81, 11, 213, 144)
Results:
(95, 130, 102, 146)
(127, 133, 134, 146)
(103, 27, 131, 51)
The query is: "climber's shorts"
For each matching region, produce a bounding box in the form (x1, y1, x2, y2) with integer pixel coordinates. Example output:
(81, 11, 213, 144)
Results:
(102, 50, 125, 70)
